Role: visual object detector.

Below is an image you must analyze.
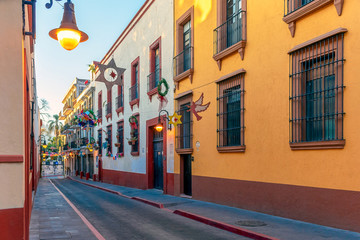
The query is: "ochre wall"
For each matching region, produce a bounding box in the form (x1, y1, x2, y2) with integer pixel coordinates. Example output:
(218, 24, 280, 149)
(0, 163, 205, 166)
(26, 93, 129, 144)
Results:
(174, 0, 360, 192)
(0, 0, 25, 210)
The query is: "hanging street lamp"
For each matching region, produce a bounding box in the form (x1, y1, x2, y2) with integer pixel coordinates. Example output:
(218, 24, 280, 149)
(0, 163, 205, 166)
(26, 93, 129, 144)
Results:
(154, 110, 172, 132)
(47, 0, 88, 51)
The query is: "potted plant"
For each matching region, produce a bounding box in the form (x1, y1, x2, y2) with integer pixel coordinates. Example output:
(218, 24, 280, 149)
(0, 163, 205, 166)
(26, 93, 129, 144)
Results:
(127, 136, 137, 145)
(117, 152, 124, 158)
(115, 143, 121, 147)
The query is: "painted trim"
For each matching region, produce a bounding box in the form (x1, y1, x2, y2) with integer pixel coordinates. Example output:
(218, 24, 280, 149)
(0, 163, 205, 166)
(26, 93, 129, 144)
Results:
(148, 36, 162, 100)
(0, 208, 23, 240)
(216, 68, 246, 83)
(288, 28, 347, 53)
(175, 90, 193, 100)
(290, 140, 345, 150)
(217, 146, 246, 153)
(146, 115, 168, 192)
(0, 155, 23, 163)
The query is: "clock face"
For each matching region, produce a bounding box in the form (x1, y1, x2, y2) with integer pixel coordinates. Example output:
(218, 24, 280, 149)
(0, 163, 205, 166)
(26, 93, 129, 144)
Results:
(104, 68, 118, 82)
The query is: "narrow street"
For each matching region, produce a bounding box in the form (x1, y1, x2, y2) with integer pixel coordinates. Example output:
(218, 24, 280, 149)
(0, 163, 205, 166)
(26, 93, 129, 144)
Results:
(36, 178, 247, 240)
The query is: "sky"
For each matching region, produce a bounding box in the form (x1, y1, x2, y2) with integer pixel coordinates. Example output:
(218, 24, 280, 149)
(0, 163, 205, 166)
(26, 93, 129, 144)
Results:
(35, 0, 146, 122)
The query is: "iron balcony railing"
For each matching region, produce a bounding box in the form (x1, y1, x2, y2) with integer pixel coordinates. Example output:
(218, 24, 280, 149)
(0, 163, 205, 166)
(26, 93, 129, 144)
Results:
(97, 108, 102, 119)
(63, 144, 69, 151)
(213, 10, 245, 55)
(284, 0, 314, 16)
(173, 46, 193, 77)
(129, 83, 139, 102)
(69, 141, 77, 149)
(116, 94, 124, 109)
(106, 102, 112, 115)
(175, 106, 193, 150)
(147, 68, 161, 92)
(80, 137, 87, 147)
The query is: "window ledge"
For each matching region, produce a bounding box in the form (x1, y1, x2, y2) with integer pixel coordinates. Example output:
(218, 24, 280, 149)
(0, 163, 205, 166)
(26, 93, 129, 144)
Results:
(106, 113, 112, 121)
(175, 148, 193, 155)
(131, 151, 139, 156)
(290, 140, 345, 150)
(217, 146, 246, 153)
(174, 68, 194, 87)
(147, 88, 158, 101)
(130, 98, 139, 111)
(116, 107, 124, 117)
(213, 40, 246, 70)
(283, 0, 343, 37)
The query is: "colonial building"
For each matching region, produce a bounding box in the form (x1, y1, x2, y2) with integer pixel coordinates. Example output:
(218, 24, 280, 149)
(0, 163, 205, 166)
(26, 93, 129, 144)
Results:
(93, 0, 175, 193)
(173, 0, 359, 232)
(0, 0, 40, 239)
(60, 78, 95, 178)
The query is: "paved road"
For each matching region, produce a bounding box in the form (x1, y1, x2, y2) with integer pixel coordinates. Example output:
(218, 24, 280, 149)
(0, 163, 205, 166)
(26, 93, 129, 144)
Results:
(52, 179, 248, 240)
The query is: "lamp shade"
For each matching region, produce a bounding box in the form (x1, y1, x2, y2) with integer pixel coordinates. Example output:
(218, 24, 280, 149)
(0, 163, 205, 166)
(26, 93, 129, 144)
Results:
(49, 1, 88, 51)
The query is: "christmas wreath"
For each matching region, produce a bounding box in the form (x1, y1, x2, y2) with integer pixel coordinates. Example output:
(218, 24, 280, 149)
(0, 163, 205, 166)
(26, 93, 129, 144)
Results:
(128, 115, 138, 125)
(157, 78, 169, 97)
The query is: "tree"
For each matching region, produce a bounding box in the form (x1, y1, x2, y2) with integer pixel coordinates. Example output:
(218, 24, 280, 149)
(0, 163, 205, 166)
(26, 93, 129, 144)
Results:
(39, 98, 50, 121)
(48, 114, 63, 138)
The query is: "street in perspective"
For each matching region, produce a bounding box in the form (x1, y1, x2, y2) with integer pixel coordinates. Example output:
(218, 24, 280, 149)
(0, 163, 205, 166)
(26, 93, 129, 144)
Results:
(1, 0, 360, 239)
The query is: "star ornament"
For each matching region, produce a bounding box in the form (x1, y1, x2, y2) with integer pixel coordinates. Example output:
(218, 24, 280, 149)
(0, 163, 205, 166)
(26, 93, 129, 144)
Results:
(96, 58, 126, 91)
(170, 112, 182, 128)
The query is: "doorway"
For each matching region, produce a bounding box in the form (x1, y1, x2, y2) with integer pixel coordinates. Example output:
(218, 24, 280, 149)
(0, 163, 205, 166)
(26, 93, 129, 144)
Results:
(153, 129, 163, 190)
(183, 154, 192, 196)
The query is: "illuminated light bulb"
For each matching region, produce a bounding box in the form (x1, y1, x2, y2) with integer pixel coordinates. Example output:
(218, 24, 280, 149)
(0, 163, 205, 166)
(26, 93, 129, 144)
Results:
(57, 29, 81, 51)
(155, 124, 163, 132)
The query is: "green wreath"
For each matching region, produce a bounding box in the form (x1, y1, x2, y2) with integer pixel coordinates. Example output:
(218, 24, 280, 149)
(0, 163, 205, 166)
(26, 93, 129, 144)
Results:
(128, 115, 138, 125)
(157, 78, 169, 97)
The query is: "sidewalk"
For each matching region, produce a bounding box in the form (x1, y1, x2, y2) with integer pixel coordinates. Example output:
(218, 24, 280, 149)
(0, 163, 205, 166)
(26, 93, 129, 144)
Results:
(30, 177, 97, 240)
(70, 176, 360, 240)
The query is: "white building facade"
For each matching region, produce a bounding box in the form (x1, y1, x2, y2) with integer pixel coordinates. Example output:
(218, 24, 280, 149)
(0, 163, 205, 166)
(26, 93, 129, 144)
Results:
(94, 0, 175, 193)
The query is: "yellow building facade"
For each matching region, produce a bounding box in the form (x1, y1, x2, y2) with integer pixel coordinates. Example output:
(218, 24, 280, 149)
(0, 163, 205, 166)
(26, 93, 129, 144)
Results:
(173, 0, 359, 231)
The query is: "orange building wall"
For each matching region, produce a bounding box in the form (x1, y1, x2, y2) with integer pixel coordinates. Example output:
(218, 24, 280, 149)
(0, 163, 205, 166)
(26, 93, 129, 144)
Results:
(174, 0, 360, 231)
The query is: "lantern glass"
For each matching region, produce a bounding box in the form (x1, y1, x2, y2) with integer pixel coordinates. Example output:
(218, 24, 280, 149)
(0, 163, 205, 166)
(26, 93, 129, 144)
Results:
(57, 29, 81, 50)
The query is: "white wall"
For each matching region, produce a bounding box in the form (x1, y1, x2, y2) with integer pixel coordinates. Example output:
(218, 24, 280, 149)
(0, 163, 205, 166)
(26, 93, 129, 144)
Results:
(94, 0, 174, 175)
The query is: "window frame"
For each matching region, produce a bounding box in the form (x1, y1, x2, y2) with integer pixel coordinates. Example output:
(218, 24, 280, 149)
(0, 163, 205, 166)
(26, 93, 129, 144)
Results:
(106, 124, 112, 156)
(216, 69, 246, 152)
(288, 28, 346, 150)
(175, 92, 193, 154)
(283, 0, 344, 38)
(130, 113, 140, 156)
(174, 6, 194, 86)
(117, 120, 124, 156)
(213, 0, 247, 70)
(116, 74, 124, 116)
(130, 57, 140, 110)
(147, 37, 162, 99)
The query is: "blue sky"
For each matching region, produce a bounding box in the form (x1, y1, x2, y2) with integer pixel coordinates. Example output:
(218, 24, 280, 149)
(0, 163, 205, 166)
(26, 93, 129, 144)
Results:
(36, 0, 146, 120)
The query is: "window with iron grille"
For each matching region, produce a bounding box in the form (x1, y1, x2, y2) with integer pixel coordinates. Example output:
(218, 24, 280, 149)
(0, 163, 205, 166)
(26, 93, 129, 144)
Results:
(217, 72, 245, 151)
(117, 122, 124, 155)
(131, 115, 139, 155)
(289, 31, 345, 149)
(98, 129, 102, 155)
(176, 102, 193, 151)
(284, 0, 314, 16)
(106, 125, 112, 155)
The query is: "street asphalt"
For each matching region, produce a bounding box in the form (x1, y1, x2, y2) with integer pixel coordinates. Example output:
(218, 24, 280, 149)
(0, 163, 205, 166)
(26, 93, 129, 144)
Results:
(51, 178, 248, 240)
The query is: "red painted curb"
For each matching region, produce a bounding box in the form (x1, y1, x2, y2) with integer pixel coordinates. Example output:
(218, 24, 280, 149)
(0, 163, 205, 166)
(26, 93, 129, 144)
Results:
(173, 210, 279, 240)
(131, 197, 164, 209)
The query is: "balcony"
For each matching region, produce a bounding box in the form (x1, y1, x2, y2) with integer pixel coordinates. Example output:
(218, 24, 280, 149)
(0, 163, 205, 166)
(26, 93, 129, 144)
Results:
(173, 46, 193, 83)
(116, 95, 124, 109)
(79, 137, 88, 147)
(106, 102, 112, 115)
(69, 141, 77, 149)
(63, 144, 69, 151)
(97, 108, 102, 120)
(147, 68, 161, 93)
(175, 107, 193, 154)
(213, 10, 246, 67)
(129, 84, 139, 110)
(63, 104, 73, 116)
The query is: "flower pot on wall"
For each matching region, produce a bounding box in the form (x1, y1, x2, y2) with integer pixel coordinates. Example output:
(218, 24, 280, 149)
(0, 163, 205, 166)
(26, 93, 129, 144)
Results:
(115, 143, 121, 147)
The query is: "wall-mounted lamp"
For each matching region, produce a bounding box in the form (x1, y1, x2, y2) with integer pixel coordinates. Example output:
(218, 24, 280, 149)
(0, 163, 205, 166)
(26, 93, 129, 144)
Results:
(47, 0, 88, 51)
(155, 110, 172, 132)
